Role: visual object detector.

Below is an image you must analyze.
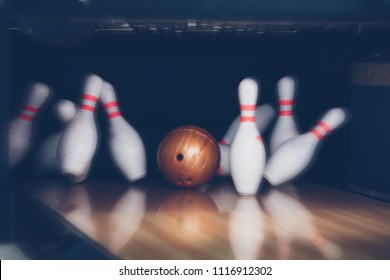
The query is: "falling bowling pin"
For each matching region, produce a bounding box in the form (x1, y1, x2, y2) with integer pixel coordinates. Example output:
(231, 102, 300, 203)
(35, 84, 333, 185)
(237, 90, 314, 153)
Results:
(269, 76, 299, 153)
(264, 108, 348, 187)
(100, 82, 147, 182)
(217, 144, 230, 176)
(58, 74, 103, 183)
(230, 78, 266, 195)
(8, 83, 51, 167)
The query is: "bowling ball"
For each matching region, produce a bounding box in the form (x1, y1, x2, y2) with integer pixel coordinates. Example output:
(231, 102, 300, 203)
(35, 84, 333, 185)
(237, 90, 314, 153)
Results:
(157, 126, 220, 187)
(157, 190, 219, 247)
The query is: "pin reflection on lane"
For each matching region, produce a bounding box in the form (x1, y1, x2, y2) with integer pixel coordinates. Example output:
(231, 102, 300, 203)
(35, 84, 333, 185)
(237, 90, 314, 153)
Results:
(106, 187, 147, 254)
(58, 185, 97, 240)
(228, 196, 264, 260)
(262, 184, 342, 259)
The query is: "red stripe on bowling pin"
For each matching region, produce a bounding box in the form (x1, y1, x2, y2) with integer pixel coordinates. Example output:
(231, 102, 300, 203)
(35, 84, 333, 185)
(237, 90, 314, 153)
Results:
(310, 128, 322, 140)
(240, 116, 256, 122)
(318, 121, 331, 134)
(83, 94, 98, 103)
(256, 135, 263, 143)
(108, 111, 122, 119)
(104, 101, 122, 119)
(81, 105, 95, 112)
(279, 110, 293, 116)
(310, 121, 332, 140)
(279, 99, 294, 116)
(279, 100, 294, 106)
(18, 105, 40, 122)
(219, 139, 228, 145)
(19, 114, 34, 122)
(240, 105, 256, 111)
(104, 101, 118, 110)
(81, 94, 98, 112)
(24, 105, 40, 113)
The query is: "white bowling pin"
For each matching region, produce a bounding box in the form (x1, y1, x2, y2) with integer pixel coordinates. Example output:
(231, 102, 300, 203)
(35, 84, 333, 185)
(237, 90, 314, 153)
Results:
(218, 104, 274, 176)
(269, 76, 299, 153)
(219, 104, 275, 145)
(36, 100, 77, 174)
(100, 82, 147, 182)
(8, 83, 51, 167)
(264, 108, 347, 187)
(58, 74, 103, 183)
(228, 196, 264, 259)
(230, 78, 266, 195)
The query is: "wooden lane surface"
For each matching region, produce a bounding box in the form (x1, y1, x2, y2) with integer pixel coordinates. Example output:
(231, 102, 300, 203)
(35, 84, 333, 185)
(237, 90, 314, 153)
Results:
(23, 179, 390, 259)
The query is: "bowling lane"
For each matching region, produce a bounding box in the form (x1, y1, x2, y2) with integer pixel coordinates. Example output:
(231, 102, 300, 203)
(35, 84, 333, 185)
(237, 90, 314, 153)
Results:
(16, 179, 390, 259)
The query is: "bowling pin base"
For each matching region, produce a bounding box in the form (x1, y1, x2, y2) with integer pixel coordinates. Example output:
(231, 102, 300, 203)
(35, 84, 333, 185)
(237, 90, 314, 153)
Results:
(125, 173, 147, 183)
(61, 169, 88, 183)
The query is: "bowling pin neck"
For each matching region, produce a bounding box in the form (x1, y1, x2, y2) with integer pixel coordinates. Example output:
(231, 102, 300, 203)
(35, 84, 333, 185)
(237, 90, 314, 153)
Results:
(309, 108, 347, 141)
(79, 74, 104, 113)
(83, 74, 104, 98)
(240, 104, 257, 122)
(17, 83, 51, 122)
(100, 82, 125, 120)
(309, 121, 332, 141)
(277, 76, 296, 117)
(80, 94, 99, 113)
(278, 100, 294, 117)
(103, 101, 124, 120)
(237, 78, 259, 123)
(17, 105, 40, 122)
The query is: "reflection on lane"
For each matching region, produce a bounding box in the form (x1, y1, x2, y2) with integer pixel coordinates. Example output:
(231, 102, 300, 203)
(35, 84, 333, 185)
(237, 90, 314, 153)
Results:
(107, 187, 147, 254)
(28, 179, 350, 259)
(262, 184, 342, 259)
(157, 190, 219, 249)
(58, 185, 97, 240)
(228, 196, 264, 260)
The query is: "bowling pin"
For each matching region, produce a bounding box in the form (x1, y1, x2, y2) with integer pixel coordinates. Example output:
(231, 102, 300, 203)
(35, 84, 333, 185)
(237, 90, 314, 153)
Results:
(36, 99, 77, 175)
(264, 108, 348, 187)
(230, 78, 266, 195)
(269, 76, 299, 153)
(58, 74, 103, 183)
(100, 82, 147, 182)
(8, 83, 52, 167)
(217, 144, 230, 176)
(219, 104, 275, 145)
(228, 196, 265, 259)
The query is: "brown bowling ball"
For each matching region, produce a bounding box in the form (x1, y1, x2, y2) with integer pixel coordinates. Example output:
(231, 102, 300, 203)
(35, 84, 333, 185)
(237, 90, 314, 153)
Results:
(157, 126, 220, 187)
